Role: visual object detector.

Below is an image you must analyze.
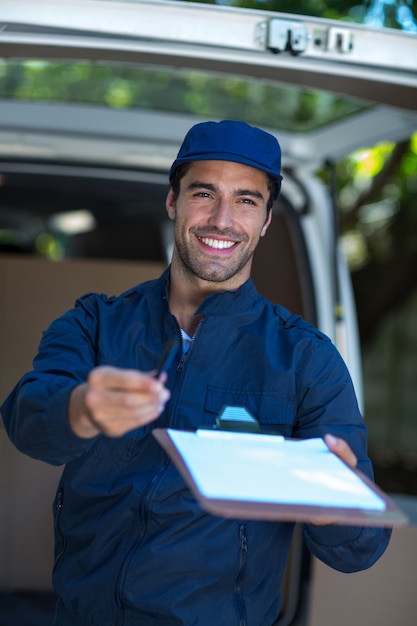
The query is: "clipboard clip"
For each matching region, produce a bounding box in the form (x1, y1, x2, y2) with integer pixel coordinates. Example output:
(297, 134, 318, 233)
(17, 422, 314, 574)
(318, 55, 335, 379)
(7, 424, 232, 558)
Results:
(214, 405, 261, 433)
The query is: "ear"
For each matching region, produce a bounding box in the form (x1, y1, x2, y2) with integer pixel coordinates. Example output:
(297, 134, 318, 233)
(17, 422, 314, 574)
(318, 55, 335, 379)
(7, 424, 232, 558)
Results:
(166, 189, 176, 220)
(260, 210, 272, 237)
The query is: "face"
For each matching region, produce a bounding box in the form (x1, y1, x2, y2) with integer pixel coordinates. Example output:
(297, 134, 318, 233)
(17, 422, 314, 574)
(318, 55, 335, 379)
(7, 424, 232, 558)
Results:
(166, 160, 272, 290)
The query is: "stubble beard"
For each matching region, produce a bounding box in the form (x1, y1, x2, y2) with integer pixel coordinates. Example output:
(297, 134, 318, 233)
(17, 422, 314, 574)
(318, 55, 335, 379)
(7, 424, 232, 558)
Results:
(173, 225, 258, 284)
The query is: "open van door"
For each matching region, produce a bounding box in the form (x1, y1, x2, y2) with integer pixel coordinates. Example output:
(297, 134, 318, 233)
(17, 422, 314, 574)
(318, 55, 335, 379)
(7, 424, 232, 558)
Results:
(0, 0, 416, 371)
(0, 2, 416, 624)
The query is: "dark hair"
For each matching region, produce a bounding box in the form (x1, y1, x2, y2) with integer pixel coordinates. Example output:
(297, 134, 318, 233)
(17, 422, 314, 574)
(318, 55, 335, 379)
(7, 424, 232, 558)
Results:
(170, 163, 279, 213)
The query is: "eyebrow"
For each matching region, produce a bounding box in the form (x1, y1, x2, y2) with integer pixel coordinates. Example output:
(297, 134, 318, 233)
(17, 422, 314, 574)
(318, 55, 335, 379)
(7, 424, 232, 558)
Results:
(187, 181, 265, 201)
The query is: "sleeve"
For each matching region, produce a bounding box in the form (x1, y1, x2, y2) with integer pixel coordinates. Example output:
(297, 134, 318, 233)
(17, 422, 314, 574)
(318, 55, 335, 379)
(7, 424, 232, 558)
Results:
(293, 335, 392, 572)
(1, 294, 103, 466)
(303, 522, 391, 573)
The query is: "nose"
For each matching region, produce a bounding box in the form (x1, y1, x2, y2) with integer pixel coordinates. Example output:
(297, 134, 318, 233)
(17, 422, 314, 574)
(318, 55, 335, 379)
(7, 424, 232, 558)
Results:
(207, 197, 234, 230)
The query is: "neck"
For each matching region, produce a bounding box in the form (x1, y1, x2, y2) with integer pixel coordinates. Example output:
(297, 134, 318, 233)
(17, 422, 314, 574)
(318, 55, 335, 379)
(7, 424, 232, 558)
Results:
(168, 254, 249, 334)
(168, 269, 206, 335)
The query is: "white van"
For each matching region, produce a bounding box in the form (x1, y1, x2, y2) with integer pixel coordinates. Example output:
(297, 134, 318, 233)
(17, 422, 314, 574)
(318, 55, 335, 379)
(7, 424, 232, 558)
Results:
(0, 1, 416, 624)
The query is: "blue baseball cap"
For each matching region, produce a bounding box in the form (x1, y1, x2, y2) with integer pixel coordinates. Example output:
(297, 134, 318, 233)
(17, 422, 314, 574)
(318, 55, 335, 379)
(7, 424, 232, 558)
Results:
(169, 120, 283, 199)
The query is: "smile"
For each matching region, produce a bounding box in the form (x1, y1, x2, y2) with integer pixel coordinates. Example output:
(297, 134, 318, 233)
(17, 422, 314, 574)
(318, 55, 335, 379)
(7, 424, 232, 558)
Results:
(198, 237, 236, 250)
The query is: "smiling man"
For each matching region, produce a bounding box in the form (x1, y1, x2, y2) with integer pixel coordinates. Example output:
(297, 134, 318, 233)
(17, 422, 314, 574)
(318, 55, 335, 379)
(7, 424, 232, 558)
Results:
(1, 120, 391, 626)
(167, 159, 272, 334)
(169, 161, 270, 284)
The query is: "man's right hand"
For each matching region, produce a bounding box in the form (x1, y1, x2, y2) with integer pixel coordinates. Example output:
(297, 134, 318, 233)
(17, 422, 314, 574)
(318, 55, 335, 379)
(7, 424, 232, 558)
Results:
(68, 366, 171, 439)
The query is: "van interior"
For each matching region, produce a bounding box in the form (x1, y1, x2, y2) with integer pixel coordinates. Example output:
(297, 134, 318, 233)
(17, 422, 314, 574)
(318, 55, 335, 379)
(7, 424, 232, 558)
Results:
(1, 1, 417, 624)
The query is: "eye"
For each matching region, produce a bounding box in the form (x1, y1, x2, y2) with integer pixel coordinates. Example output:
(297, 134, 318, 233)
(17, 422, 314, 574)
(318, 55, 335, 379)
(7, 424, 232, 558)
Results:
(238, 196, 261, 208)
(191, 191, 214, 203)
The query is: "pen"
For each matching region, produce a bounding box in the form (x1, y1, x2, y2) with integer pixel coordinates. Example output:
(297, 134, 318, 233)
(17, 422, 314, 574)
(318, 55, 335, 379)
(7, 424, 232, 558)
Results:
(155, 340, 178, 379)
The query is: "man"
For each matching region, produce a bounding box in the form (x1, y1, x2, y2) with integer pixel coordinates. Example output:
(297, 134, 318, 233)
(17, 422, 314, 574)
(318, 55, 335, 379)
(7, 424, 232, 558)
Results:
(2, 120, 391, 626)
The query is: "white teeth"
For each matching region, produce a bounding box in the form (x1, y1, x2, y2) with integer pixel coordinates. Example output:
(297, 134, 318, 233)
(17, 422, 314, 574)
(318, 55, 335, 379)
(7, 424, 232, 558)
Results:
(200, 237, 235, 249)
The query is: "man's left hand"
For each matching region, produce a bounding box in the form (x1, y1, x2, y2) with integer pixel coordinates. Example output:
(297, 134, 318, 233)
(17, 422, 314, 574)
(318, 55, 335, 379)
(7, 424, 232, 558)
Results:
(324, 433, 357, 469)
(308, 434, 358, 526)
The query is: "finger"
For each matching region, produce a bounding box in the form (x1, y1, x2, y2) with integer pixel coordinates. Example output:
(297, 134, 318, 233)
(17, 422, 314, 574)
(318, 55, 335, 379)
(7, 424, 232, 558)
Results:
(86, 393, 168, 436)
(91, 407, 162, 437)
(88, 366, 165, 394)
(85, 379, 170, 423)
(86, 389, 166, 415)
(324, 434, 358, 468)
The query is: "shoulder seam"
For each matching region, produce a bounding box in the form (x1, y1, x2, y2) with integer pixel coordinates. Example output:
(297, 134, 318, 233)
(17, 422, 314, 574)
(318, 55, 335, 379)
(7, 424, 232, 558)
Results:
(273, 304, 330, 342)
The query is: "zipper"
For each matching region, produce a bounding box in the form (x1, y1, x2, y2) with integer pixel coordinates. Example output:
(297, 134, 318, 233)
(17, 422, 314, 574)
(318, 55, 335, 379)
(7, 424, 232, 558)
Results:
(175, 316, 205, 372)
(163, 316, 206, 432)
(235, 523, 248, 626)
(53, 488, 66, 569)
(113, 315, 208, 623)
(113, 460, 169, 626)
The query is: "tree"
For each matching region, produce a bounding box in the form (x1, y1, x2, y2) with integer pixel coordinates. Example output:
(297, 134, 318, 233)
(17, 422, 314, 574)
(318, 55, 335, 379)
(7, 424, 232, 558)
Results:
(337, 137, 417, 345)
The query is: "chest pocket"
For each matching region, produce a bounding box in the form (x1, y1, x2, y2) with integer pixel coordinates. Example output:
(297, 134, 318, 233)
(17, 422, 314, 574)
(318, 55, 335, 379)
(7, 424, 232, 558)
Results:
(204, 387, 296, 436)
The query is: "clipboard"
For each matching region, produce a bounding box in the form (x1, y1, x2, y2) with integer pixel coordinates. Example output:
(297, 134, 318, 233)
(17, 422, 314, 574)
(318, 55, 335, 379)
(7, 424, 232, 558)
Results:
(153, 425, 408, 527)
